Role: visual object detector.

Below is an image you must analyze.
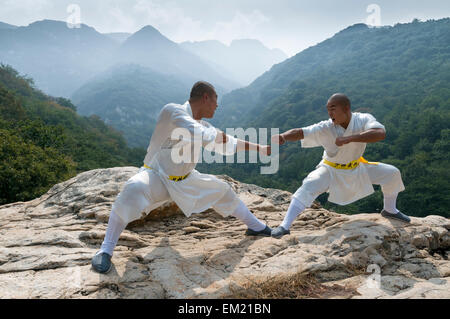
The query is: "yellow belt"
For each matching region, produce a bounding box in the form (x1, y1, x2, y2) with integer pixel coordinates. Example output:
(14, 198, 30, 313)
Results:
(323, 157, 379, 170)
(143, 164, 190, 182)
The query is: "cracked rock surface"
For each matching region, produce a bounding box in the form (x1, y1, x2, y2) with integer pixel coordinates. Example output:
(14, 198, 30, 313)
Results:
(0, 167, 448, 299)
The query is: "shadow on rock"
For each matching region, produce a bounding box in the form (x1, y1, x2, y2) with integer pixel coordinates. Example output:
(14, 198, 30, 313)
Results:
(94, 233, 265, 298)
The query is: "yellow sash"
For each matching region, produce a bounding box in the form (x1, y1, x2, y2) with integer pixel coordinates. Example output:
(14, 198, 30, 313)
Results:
(143, 164, 190, 182)
(323, 157, 379, 170)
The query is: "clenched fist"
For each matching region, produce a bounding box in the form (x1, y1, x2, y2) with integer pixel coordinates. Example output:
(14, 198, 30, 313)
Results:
(271, 134, 286, 146)
(335, 136, 352, 146)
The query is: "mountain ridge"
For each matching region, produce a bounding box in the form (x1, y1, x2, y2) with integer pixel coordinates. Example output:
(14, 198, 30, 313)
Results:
(0, 21, 17, 29)
(180, 38, 287, 86)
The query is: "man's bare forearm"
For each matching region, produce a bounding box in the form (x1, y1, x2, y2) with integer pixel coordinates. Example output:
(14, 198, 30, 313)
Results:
(236, 139, 260, 152)
(347, 128, 386, 143)
(336, 128, 386, 146)
(281, 128, 304, 142)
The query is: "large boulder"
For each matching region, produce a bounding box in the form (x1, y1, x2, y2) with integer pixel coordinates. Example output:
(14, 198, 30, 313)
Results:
(0, 167, 448, 298)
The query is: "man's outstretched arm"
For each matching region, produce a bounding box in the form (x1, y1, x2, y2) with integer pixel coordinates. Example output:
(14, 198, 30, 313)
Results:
(236, 139, 271, 156)
(213, 130, 271, 156)
(272, 128, 304, 145)
(335, 128, 386, 146)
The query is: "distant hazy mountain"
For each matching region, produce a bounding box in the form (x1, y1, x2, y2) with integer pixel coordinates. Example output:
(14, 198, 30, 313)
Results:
(68, 25, 245, 147)
(104, 32, 131, 44)
(0, 21, 17, 29)
(180, 39, 287, 86)
(116, 26, 240, 92)
(71, 64, 190, 147)
(0, 20, 117, 97)
(0, 21, 240, 98)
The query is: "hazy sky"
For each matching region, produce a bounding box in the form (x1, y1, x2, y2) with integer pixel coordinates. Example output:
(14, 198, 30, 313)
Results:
(1, 0, 449, 56)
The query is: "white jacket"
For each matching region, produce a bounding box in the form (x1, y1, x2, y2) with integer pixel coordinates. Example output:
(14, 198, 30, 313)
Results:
(301, 112, 388, 205)
(142, 101, 239, 216)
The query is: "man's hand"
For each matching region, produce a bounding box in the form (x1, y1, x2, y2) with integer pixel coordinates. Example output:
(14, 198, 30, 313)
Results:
(215, 130, 228, 144)
(271, 134, 286, 146)
(335, 136, 353, 146)
(259, 145, 271, 156)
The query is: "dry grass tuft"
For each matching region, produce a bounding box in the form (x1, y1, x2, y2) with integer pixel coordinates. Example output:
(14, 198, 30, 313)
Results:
(226, 272, 360, 299)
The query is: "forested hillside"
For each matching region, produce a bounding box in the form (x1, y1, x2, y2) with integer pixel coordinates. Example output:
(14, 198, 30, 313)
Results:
(0, 65, 145, 205)
(204, 19, 450, 217)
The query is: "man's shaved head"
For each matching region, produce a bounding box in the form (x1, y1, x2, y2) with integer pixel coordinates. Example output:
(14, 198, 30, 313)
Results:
(328, 93, 351, 108)
(189, 81, 217, 102)
(189, 81, 218, 119)
(326, 93, 352, 128)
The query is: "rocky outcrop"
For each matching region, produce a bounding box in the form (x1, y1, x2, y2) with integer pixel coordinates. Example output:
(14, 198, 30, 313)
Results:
(0, 167, 448, 299)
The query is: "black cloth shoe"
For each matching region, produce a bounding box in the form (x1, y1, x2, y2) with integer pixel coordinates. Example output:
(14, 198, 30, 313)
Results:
(91, 251, 112, 274)
(271, 226, 291, 238)
(245, 225, 272, 237)
(381, 209, 411, 223)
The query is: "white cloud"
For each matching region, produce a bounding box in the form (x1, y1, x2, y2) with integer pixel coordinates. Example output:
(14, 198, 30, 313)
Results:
(106, 0, 270, 45)
(2, 0, 447, 57)
(0, 0, 52, 25)
(108, 6, 139, 32)
(131, 0, 203, 38)
(210, 10, 270, 44)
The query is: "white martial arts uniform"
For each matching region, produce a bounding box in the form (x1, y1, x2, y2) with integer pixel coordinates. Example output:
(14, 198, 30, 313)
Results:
(112, 101, 242, 224)
(293, 112, 405, 208)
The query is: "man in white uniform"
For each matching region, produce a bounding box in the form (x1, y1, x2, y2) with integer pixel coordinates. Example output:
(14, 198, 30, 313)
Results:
(271, 93, 410, 238)
(92, 81, 272, 273)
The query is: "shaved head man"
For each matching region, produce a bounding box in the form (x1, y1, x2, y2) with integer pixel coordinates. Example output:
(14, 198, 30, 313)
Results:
(270, 93, 410, 238)
(92, 81, 273, 273)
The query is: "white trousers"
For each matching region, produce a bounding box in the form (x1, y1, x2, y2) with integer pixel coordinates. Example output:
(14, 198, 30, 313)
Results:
(112, 168, 242, 224)
(100, 169, 265, 256)
(100, 197, 266, 257)
(293, 162, 405, 208)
